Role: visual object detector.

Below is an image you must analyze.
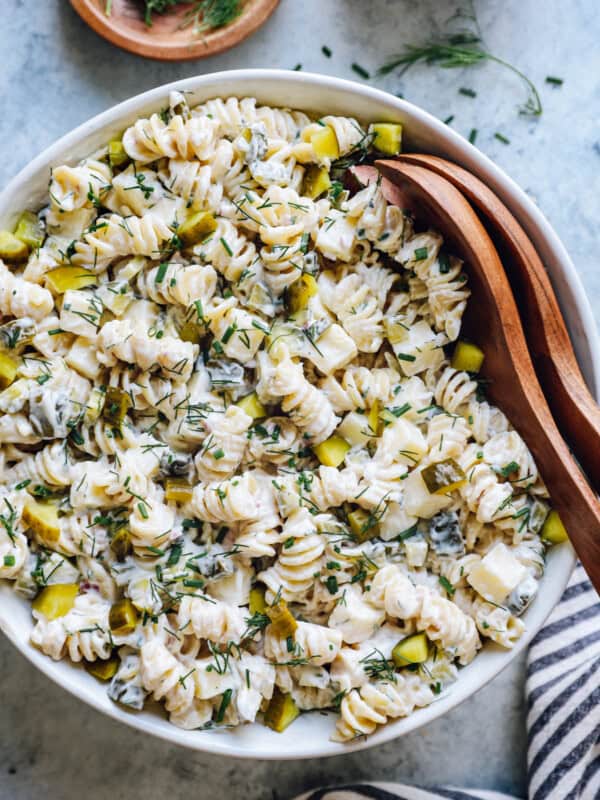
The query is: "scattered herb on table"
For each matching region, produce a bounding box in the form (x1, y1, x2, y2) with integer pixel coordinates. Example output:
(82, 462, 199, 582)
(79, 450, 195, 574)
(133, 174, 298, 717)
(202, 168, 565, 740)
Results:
(379, 4, 542, 118)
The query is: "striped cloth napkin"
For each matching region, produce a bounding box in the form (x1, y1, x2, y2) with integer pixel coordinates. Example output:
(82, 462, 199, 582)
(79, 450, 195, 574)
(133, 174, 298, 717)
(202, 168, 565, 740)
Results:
(294, 564, 599, 800)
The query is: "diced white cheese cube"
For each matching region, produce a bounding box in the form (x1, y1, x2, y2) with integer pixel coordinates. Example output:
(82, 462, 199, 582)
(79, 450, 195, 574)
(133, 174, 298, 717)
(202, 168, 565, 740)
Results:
(379, 501, 417, 542)
(337, 411, 373, 448)
(392, 319, 445, 377)
(403, 468, 452, 519)
(404, 536, 428, 568)
(60, 290, 103, 338)
(315, 211, 356, 262)
(306, 323, 358, 375)
(467, 542, 527, 604)
(65, 336, 103, 380)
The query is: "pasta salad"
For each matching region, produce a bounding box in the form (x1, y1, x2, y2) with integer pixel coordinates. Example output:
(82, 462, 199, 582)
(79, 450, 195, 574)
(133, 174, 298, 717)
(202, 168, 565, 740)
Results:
(0, 93, 564, 741)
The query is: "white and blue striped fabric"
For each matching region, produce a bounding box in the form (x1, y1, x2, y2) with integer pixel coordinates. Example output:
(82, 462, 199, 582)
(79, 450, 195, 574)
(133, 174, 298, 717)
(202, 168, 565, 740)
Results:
(294, 565, 599, 800)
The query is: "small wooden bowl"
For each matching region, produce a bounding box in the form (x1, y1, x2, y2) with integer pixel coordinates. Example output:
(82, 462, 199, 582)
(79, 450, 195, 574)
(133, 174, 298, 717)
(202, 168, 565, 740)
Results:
(70, 0, 280, 61)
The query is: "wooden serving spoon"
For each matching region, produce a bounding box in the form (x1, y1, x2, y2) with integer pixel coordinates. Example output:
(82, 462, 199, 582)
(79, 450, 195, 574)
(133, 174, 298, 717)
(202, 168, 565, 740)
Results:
(373, 161, 600, 591)
(388, 153, 600, 492)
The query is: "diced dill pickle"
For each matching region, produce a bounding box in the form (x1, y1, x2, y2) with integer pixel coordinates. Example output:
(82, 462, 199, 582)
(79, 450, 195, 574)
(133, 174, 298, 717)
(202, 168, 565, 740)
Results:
(0, 352, 18, 390)
(22, 500, 60, 543)
(541, 510, 569, 544)
(384, 317, 408, 345)
(178, 211, 217, 247)
(249, 586, 267, 615)
(108, 139, 129, 168)
(347, 507, 380, 543)
(287, 274, 318, 314)
(109, 599, 139, 635)
(237, 391, 267, 420)
(421, 459, 467, 495)
(266, 601, 297, 638)
(14, 211, 44, 251)
(85, 654, 119, 681)
(313, 434, 351, 467)
(310, 126, 339, 160)
(32, 584, 78, 620)
(367, 399, 382, 436)
(110, 528, 133, 562)
(370, 123, 403, 156)
(179, 321, 202, 344)
(102, 387, 132, 426)
(45, 266, 98, 294)
(165, 478, 193, 504)
(392, 632, 429, 666)
(302, 165, 332, 199)
(0, 230, 29, 262)
(451, 340, 485, 373)
(264, 689, 300, 733)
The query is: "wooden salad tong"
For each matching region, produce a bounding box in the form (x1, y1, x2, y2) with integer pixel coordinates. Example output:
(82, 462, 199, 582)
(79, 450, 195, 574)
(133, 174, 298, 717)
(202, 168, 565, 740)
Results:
(370, 160, 600, 591)
(388, 153, 600, 491)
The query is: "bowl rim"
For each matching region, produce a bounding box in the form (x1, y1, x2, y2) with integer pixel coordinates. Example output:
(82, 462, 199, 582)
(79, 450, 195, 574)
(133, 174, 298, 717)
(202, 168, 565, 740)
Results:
(0, 68, 591, 760)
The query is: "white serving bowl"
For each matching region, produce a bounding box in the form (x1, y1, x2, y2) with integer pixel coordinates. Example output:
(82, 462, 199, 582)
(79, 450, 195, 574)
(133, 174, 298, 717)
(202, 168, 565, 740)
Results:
(0, 69, 597, 760)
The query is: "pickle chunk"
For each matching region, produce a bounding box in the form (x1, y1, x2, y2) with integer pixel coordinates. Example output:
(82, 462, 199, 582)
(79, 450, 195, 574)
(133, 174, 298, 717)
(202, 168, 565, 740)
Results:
(392, 632, 429, 666)
(422, 459, 466, 494)
(370, 123, 403, 155)
(302, 165, 332, 199)
(85, 654, 119, 681)
(0, 231, 28, 262)
(310, 126, 339, 160)
(23, 500, 60, 543)
(102, 387, 132, 426)
(451, 340, 485, 373)
(266, 600, 297, 637)
(347, 507, 379, 543)
(178, 211, 217, 247)
(264, 689, 300, 732)
(108, 139, 129, 168)
(164, 478, 193, 504)
(313, 435, 350, 468)
(541, 510, 568, 544)
(14, 211, 44, 251)
(32, 584, 78, 620)
(288, 274, 318, 314)
(237, 392, 267, 420)
(110, 528, 133, 562)
(249, 586, 267, 615)
(46, 266, 98, 294)
(0, 352, 18, 390)
(109, 599, 139, 635)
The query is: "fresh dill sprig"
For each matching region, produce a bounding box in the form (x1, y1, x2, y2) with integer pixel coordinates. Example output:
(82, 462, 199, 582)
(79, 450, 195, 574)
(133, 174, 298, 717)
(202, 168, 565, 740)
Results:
(181, 0, 244, 33)
(379, 32, 542, 116)
(139, 0, 185, 26)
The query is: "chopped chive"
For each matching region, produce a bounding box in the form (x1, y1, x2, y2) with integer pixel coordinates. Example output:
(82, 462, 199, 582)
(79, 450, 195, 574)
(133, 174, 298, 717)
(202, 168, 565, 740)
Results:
(155, 262, 168, 284)
(221, 325, 235, 344)
(351, 63, 370, 79)
(414, 247, 428, 260)
(443, 115, 455, 125)
(3, 555, 15, 567)
(138, 502, 148, 519)
(326, 575, 339, 595)
(545, 76, 563, 85)
(293, 63, 302, 71)
(215, 688, 232, 723)
(213, 448, 225, 460)
(494, 132, 510, 145)
(183, 578, 205, 589)
(15, 480, 31, 490)
(459, 87, 477, 97)
(439, 576, 455, 596)
(468, 128, 478, 144)
(438, 251, 451, 273)
(322, 45, 332, 58)
(220, 237, 233, 256)
(36, 374, 51, 385)
(397, 353, 417, 362)
(48, 328, 64, 336)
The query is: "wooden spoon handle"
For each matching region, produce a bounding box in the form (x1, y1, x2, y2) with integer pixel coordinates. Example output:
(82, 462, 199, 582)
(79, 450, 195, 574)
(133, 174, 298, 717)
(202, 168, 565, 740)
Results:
(396, 153, 600, 490)
(376, 160, 600, 592)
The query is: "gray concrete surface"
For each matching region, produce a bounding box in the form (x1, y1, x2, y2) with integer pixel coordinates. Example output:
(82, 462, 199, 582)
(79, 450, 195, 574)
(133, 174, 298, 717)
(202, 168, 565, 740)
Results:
(0, 1, 598, 798)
